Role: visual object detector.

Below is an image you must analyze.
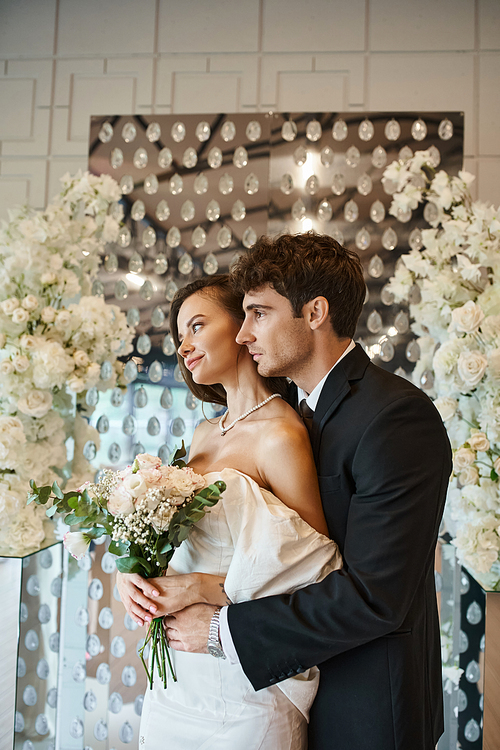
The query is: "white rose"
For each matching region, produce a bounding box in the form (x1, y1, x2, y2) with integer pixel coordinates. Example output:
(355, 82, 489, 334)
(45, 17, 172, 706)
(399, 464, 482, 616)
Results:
(454, 448, 476, 471)
(0, 333, 5, 349)
(41, 272, 57, 285)
(107, 485, 135, 516)
(22, 295, 38, 311)
(169, 466, 205, 498)
(457, 350, 488, 388)
(459, 466, 479, 486)
(12, 355, 30, 373)
(73, 350, 90, 368)
(494, 457, 500, 475)
(0, 360, 14, 375)
(63, 531, 91, 560)
(1, 298, 19, 314)
(450, 300, 485, 334)
(468, 432, 490, 452)
(41, 306, 56, 324)
(55, 310, 71, 329)
(17, 389, 53, 418)
(136, 453, 162, 471)
(19, 334, 37, 350)
(122, 473, 148, 499)
(11, 308, 29, 325)
(67, 375, 85, 393)
(433, 397, 457, 422)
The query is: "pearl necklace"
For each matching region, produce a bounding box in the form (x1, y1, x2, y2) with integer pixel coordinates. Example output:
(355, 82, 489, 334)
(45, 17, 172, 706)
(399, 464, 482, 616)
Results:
(219, 393, 282, 436)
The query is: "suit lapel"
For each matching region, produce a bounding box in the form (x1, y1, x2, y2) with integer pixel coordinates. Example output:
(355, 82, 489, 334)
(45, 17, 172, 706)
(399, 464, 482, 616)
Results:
(311, 344, 370, 455)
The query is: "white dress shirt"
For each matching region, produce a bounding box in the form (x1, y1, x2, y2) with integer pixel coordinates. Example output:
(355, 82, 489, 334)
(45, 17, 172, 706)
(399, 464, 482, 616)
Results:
(219, 340, 355, 663)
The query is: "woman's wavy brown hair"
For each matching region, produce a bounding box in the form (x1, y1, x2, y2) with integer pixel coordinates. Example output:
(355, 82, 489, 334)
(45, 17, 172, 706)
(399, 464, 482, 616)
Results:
(169, 275, 289, 407)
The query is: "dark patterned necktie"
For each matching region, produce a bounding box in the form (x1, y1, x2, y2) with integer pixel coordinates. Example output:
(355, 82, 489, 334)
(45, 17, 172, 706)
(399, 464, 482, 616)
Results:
(299, 399, 314, 434)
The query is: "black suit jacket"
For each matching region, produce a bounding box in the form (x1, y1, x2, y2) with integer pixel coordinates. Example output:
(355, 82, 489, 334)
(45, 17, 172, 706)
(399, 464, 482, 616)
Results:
(228, 345, 452, 750)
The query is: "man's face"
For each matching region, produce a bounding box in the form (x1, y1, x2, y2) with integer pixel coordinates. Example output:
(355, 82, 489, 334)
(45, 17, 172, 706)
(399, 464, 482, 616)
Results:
(236, 285, 314, 382)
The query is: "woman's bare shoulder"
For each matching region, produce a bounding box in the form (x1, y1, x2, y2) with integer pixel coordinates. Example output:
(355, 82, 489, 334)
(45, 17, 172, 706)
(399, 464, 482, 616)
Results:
(258, 406, 311, 458)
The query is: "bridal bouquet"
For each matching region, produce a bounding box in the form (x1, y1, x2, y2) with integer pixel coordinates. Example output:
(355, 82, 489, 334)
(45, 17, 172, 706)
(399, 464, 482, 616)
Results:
(28, 447, 226, 687)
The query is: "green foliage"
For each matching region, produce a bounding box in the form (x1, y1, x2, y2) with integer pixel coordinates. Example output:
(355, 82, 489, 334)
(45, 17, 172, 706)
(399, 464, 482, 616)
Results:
(27, 456, 226, 583)
(170, 442, 187, 468)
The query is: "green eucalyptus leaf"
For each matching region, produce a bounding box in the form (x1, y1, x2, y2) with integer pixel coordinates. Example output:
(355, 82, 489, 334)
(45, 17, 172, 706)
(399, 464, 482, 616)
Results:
(84, 527, 107, 539)
(64, 513, 80, 526)
(108, 539, 129, 556)
(45, 505, 58, 518)
(115, 556, 149, 575)
(38, 486, 52, 505)
(51, 481, 64, 500)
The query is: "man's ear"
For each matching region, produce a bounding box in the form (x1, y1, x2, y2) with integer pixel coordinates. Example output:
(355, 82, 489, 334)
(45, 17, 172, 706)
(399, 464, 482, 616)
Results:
(304, 297, 330, 330)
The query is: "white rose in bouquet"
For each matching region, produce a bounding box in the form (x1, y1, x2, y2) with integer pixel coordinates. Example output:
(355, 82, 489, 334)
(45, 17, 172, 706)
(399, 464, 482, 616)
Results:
(40, 272, 57, 286)
(108, 485, 135, 516)
(0, 360, 15, 376)
(12, 355, 30, 373)
(453, 448, 476, 471)
(468, 432, 490, 452)
(168, 466, 206, 498)
(73, 349, 89, 368)
(1, 298, 19, 314)
(122, 473, 148, 499)
(11, 308, 29, 325)
(459, 466, 480, 486)
(457, 350, 488, 389)
(17, 389, 53, 417)
(450, 301, 485, 334)
(55, 309, 71, 329)
(21, 295, 38, 311)
(41, 306, 56, 323)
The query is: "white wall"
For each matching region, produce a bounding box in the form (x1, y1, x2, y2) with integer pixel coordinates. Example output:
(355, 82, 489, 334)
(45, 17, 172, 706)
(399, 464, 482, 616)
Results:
(0, 0, 499, 218)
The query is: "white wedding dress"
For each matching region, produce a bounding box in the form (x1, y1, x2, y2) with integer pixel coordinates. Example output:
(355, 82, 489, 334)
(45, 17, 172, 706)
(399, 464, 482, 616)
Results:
(139, 468, 341, 749)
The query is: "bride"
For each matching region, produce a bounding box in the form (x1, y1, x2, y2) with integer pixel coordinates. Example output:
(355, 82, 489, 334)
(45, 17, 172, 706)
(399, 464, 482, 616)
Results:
(116, 274, 341, 749)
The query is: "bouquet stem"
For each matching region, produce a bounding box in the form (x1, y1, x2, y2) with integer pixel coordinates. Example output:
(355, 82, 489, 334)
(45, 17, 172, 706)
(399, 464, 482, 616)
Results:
(139, 617, 177, 689)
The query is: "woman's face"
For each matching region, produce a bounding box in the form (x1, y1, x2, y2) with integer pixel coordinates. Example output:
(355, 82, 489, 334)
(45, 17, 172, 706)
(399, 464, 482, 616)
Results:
(176, 291, 245, 385)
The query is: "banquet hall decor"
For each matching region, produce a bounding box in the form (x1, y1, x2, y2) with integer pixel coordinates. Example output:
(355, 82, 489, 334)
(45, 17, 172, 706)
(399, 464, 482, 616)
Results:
(0, 172, 134, 553)
(383, 151, 500, 590)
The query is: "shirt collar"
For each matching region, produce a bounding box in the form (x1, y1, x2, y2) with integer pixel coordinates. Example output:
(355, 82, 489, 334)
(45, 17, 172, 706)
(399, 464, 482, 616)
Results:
(297, 340, 355, 412)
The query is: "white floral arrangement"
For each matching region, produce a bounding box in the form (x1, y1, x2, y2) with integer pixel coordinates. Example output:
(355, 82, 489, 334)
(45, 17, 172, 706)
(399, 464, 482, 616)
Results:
(383, 150, 500, 589)
(0, 172, 134, 552)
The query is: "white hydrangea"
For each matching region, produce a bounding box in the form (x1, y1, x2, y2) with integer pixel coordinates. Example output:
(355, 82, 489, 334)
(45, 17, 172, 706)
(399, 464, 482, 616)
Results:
(0, 170, 134, 551)
(383, 150, 500, 583)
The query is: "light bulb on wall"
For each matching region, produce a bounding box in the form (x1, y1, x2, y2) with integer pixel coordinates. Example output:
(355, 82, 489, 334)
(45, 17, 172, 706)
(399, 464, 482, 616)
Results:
(302, 218, 313, 232)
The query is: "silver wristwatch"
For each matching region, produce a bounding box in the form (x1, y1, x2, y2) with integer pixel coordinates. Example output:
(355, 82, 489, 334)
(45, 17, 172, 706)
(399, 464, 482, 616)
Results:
(207, 607, 226, 659)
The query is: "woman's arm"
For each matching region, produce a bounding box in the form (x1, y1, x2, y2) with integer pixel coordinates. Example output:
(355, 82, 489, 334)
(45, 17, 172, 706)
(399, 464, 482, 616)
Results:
(259, 421, 329, 536)
(116, 571, 230, 626)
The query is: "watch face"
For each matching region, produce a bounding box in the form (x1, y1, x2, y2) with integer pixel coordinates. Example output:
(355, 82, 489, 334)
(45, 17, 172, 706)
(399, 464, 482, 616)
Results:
(208, 642, 225, 658)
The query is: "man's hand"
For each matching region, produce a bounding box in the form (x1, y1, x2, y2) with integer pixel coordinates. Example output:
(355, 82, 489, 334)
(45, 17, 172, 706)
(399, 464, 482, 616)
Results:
(164, 603, 218, 653)
(115, 572, 159, 626)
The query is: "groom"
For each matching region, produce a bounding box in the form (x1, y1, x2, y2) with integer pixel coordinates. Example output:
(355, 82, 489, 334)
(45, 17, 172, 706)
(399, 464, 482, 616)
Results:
(165, 232, 452, 750)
